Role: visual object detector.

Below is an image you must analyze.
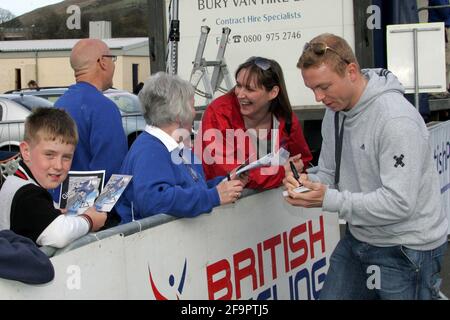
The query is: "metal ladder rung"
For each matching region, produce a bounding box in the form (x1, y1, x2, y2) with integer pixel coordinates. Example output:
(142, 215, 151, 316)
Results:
(189, 26, 233, 104)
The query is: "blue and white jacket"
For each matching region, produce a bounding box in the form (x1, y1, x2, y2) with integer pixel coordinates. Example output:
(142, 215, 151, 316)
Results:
(115, 126, 223, 224)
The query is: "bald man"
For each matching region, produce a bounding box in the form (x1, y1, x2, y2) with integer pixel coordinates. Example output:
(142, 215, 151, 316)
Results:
(51, 39, 127, 208)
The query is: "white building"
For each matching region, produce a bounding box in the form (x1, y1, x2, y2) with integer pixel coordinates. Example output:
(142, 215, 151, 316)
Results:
(0, 37, 150, 93)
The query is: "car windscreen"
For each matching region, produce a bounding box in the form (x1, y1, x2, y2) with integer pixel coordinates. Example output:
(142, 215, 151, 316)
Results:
(106, 93, 142, 113)
(9, 96, 54, 111)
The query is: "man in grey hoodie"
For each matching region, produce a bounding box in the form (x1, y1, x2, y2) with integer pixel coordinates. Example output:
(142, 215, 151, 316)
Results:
(284, 33, 448, 300)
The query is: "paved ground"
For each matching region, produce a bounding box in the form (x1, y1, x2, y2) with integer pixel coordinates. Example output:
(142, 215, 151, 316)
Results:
(338, 225, 450, 299)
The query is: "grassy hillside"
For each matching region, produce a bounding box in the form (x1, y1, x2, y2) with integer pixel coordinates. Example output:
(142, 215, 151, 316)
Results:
(1, 0, 149, 39)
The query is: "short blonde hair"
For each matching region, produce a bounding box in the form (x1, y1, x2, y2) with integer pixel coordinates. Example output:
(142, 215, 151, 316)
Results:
(24, 108, 78, 146)
(297, 33, 359, 77)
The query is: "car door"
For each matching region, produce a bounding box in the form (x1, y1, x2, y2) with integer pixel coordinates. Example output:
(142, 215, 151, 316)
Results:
(0, 99, 31, 150)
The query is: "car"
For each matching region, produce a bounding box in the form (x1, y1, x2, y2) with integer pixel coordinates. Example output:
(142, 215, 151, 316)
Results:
(4, 87, 68, 103)
(4, 87, 145, 147)
(0, 95, 54, 151)
(0, 94, 54, 110)
(103, 89, 145, 147)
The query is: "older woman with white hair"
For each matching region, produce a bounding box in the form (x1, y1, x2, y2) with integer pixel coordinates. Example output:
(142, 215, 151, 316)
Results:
(115, 72, 246, 223)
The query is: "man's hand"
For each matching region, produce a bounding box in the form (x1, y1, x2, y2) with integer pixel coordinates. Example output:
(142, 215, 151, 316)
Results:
(284, 153, 304, 174)
(283, 171, 305, 190)
(283, 174, 327, 208)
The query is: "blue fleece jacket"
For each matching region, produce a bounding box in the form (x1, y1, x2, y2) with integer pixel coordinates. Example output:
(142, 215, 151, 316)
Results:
(50, 82, 128, 202)
(55, 82, 127, 179)
(0, 230, 54, 284)
(115, 132, 222, 223)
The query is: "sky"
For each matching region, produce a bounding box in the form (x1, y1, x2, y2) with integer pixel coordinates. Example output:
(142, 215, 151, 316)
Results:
(0, 0, 63, 17)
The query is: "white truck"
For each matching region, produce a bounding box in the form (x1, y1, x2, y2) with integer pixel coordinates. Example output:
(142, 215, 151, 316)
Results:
(172, 0, 356, 108)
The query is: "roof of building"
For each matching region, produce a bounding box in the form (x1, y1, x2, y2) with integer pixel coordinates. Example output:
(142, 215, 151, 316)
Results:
(0, 38, 148, 52)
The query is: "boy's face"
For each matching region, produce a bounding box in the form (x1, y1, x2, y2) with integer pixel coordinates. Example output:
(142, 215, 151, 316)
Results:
(20, 135, 75, 189)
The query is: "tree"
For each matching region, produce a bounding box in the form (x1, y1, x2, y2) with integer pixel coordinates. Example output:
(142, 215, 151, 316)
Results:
(0, 8, 15, 24)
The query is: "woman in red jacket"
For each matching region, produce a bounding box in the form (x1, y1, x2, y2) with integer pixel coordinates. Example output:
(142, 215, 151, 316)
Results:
(195, 56, 312, 190)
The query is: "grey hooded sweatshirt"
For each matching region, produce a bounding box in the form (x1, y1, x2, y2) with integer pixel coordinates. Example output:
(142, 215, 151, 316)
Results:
(310, 69, 448, 250)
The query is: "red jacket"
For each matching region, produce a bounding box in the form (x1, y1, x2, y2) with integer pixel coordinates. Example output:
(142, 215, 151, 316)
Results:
(194, 92, 312, 190)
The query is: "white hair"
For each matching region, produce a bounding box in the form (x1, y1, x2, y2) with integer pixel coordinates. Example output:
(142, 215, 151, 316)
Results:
(138, 72, 195, 127)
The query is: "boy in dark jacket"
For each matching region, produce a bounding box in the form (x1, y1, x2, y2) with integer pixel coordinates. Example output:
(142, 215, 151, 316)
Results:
(0, 108, 106, 248)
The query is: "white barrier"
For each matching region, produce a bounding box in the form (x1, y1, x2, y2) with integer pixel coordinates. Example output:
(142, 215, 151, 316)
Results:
(0, 188, 339, 300)
(429, 120, 450, 234)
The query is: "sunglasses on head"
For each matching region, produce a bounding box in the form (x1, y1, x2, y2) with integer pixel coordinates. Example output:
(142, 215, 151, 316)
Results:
(303, 42, 350, 65)
(247, 56, 271, 71)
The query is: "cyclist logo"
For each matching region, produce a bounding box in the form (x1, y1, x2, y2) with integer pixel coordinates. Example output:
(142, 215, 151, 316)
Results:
(148, 259, 187, 300)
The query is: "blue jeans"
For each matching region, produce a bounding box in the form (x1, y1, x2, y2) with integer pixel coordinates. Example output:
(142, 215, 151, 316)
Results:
(320, 228, 448, 300)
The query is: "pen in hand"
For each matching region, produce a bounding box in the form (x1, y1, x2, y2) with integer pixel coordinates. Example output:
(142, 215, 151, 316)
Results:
(289, 160, 302, 186)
